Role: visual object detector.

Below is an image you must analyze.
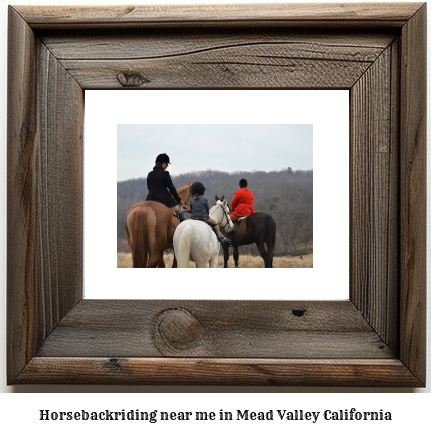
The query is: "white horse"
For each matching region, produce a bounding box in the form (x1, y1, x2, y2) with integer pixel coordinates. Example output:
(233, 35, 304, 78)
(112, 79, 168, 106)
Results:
(173, 199, 234, 268)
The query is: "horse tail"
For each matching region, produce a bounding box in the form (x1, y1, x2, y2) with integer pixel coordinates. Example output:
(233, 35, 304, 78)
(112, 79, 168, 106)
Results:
(126, 206, 154, 268)
(125, 212, 131, 248)
(133, 209, 149, 268)
(175, 224, 193, 268)
(266, 215, 277, 264)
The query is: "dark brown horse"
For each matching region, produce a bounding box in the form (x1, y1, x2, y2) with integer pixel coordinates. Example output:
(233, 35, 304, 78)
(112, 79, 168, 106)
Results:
(125, 182, 192, 268)
(221, 211, 276, 268)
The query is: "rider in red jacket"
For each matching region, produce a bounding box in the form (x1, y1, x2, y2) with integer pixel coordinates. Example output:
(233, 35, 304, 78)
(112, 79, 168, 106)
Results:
(226, 179, 254, 241)
(230, 178, 255, 222)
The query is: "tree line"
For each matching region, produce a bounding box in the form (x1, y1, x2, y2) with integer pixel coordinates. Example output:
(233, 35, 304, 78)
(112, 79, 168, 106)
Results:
(118, 168, 313, 256)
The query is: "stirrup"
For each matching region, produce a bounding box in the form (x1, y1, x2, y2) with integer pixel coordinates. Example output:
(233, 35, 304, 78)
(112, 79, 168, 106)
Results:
(225, 231, 234, 245)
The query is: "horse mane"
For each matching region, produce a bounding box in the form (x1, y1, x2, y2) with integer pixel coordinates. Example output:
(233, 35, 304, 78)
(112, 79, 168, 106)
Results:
(209, 201, 222, 218)
(209, 205, 217, 217)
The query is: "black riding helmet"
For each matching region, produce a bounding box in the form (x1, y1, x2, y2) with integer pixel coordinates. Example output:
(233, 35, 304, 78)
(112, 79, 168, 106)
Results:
(155, 153, 171, 164)
(239, 178, 248, 187)
(191, 181, 206, 195)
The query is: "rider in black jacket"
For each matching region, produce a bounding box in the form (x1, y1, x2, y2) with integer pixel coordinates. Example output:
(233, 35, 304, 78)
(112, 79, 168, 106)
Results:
(146, 153, 188, 222)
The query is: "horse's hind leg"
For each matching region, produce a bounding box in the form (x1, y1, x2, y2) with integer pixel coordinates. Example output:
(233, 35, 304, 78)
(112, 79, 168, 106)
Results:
(233, 246, 239, 268)
(266, 240, 274, 268)
(209, 256, 218, 268)
(147, 252, 164, 268)
(157, 254, 165, 268)
(256, 241, 270, 268)
(195, 260, 209, 268)
(222, 244, 230, 268)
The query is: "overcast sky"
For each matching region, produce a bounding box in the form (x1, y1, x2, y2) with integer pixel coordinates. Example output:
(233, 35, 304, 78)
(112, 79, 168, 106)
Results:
(117, 124, 312, 181)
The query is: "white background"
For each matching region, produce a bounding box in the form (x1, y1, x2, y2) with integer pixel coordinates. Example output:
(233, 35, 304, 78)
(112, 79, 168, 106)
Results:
(0, 0, 430, 427)
(84, 90, 349, 300)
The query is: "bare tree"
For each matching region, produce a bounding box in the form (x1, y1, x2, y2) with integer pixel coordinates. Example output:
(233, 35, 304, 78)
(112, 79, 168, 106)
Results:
(117, 169, 313, 256)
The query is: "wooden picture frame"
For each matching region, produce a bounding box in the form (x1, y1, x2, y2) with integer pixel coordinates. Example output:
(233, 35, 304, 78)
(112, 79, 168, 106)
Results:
(7, 3, 426, 386)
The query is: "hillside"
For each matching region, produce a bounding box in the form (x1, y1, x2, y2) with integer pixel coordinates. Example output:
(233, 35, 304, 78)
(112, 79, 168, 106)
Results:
(118, 168, 312, 256)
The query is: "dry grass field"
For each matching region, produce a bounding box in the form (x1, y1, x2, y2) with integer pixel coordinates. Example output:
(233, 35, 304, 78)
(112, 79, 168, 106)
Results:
(117, 252, 313, 268)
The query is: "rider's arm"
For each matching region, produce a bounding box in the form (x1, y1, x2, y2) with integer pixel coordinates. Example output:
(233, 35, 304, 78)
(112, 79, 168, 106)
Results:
(230, 191, 239, 211)
(163, 171, 181, 203)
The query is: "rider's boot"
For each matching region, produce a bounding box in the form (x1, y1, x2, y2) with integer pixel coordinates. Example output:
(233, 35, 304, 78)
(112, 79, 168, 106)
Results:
(211, 224, 231, 244)
(218, 235, 231, 244)
(178, 211, 185, 223)
(225, 221, 237, 241)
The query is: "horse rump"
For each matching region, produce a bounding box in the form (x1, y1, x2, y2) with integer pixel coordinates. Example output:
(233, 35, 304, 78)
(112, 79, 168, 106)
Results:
(125, 204, 150, 268)
(174, 223, 194, 268)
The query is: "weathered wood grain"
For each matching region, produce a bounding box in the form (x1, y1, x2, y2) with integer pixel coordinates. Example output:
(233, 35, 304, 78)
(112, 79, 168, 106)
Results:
(35, 40, 83, 337)
(7, 6, 83, 383)
(350, 44, 399, 348)
(7, 6, 38, 382)
(60, 57, 371, 90)
(59, 44, 388, 89)
(16, 3, 423, 29)
(7, 3, 427, 386)
(399, 3, 427, 385)
(36, 300, 394, 359)
(16, 358, 423, 386)
(40, 30, 395, 89)
(41, 31, 395, 60)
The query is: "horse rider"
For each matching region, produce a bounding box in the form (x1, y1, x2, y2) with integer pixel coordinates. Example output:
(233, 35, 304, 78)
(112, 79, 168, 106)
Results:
(225, 178, 255, 241)
(189, 181, 231, 244)
(146, 153, 189, 222)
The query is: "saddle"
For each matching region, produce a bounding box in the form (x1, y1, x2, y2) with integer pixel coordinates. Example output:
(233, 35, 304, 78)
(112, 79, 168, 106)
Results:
(230, 215, 247, 235)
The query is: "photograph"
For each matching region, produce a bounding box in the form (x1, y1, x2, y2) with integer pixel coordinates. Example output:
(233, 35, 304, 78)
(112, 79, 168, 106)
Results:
(117, 124, 313, 269)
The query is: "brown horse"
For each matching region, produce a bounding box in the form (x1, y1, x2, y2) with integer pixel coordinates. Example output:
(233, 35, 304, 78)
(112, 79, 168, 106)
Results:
(219, 198, 276, 268)
(125, 182, 192, 268)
